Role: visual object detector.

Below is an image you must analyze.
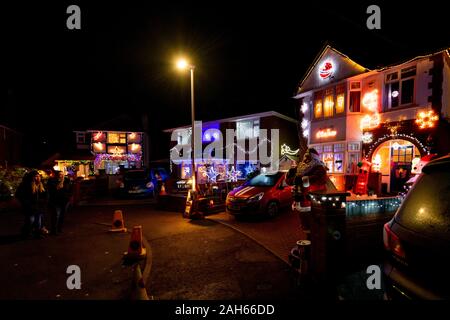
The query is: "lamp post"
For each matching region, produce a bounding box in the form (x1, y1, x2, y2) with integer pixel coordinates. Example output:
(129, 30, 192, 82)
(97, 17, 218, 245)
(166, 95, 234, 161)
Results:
(176, 58, 196, 192)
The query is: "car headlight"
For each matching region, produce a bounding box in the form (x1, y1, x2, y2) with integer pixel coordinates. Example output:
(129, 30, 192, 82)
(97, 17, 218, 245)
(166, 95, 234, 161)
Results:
(247, 192, 264, 202)
(146, 182, 154, 189)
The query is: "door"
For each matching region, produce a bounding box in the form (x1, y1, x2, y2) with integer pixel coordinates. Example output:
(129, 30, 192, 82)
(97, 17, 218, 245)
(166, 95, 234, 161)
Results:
(390, 145, 413, 193)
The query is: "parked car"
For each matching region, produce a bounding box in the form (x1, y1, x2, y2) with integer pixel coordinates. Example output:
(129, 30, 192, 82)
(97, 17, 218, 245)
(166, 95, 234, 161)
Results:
(117, 169, 156, 198)
(226, 170, 292, 217)
(383, 155, 450, 299)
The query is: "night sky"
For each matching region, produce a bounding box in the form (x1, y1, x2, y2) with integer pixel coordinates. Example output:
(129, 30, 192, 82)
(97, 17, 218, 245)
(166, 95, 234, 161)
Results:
(5, 1, 449, 164)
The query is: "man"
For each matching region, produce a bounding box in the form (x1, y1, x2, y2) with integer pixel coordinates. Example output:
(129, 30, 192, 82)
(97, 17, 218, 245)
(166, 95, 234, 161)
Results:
(47, 170, 72, 235)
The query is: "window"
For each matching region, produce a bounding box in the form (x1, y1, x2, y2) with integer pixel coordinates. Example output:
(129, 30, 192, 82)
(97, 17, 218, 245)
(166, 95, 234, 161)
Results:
(322, 153, 334, 172)
(335, 84, 346, 114)
(334, 153, 344, 173)
(334, 143, 345, 152)
(176, 129, 191, 145)
(349, 81, 361, 113)
(347, 142, 360, 152)
(323, 145, 333, 153)
(385, 66, 416, 108)
(347, 152, 361, 174)
(314, 100, 323, 118)
(107, 132, 126, 144)
(76, 132, 86, 144)
(237, 119, 259, 139)
(324, 88, 334, 117)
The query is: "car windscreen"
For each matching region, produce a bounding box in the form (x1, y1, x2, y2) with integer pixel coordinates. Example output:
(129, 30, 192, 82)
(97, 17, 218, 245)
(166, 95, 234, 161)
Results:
(395, 169, 450, 240)
(125, 171, 148, 180)
(246, 172, 282, 187)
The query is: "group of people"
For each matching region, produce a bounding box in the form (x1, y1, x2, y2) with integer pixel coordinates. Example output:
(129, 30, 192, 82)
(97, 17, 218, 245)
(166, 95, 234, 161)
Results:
(15, 170, 73, 239)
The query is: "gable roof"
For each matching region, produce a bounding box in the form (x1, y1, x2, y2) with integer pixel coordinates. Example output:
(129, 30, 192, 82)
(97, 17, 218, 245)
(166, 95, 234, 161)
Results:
(295, 45, 369, 96)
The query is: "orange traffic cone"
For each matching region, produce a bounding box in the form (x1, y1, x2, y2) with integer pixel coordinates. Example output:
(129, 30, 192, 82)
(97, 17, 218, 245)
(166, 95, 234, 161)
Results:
(159, 182, 167, 196)
(109, 210, 127, 232)
(130, 264, 150, 300)
(124, 226, 146, 260)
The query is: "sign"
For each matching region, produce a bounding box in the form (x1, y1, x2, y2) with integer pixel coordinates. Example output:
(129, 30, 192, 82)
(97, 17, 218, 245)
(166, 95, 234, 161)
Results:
(316, 128, 337, 139)
(319, 61, 334, 79)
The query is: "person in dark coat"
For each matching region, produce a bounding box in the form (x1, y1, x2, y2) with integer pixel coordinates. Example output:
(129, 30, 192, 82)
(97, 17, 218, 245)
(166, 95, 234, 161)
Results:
(16, 170, 49, 239)
(47, 170, 72, 235)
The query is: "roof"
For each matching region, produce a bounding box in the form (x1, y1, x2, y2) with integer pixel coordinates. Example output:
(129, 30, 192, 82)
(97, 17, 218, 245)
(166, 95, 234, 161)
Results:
(295, 45, 369, 96)
(294, 46, 450, 98)
(163, 111, 297, 133)
(41, 151, 95, 166)
(73, 114, 145, 133)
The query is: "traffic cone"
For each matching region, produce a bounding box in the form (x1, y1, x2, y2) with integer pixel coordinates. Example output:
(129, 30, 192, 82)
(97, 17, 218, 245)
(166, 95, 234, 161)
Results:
(159, 182, 168, 196)
(109, 210, 127, 233)
(124, 226, 146, 260)
(130, 264, 149, 300)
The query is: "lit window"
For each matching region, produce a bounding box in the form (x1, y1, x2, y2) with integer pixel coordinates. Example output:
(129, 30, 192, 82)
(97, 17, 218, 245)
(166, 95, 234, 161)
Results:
(324, 95, 334, 117)
(336, 94, 345, 113)
(237, 120, 259, 139)
(314, 100, 323, 118)
(107, 133, 119, 144)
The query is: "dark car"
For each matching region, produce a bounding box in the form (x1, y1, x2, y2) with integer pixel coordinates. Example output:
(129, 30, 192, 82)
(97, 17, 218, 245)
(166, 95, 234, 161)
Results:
(117, 169, 156, 198)
(383, 155, 450, 299)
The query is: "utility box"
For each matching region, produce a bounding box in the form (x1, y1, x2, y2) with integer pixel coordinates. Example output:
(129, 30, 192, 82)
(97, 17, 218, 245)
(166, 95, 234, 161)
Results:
(308, 191, 349, 282)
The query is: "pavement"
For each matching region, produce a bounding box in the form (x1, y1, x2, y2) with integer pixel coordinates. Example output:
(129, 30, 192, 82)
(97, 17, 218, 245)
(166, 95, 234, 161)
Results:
(207, 209, 305, 264)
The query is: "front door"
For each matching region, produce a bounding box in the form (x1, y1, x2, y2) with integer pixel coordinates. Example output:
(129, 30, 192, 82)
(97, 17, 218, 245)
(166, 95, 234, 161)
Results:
(390, 145, 413, 193)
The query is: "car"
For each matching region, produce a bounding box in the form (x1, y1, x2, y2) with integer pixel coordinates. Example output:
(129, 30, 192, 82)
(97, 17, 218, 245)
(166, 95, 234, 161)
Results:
(226, 170, 293, 217)
(117, 169, 156, 198)
(383, 155, 450, 299)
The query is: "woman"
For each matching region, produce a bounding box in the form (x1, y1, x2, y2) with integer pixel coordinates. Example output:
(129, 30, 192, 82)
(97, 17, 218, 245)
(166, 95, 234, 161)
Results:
(16, 170, 49, 239)
(47, 170, 72, 235)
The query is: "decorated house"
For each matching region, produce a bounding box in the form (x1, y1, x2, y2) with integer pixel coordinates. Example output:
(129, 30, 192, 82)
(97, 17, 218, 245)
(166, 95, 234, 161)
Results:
(164, 111, 299, 190)
(294, 45, 450, 194)
(52, 115, 149, 177)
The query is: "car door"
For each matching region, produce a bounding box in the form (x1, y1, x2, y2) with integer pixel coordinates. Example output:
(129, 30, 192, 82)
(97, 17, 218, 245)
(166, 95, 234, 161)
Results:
(278, 174, 293, 207)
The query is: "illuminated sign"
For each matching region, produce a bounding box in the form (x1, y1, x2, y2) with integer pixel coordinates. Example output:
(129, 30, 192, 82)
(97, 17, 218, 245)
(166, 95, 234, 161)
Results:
(316, 128, 337, 139)
(93, 131, 105, 142)
(93, 142, 105, 152)
(415, 110, 438, 129)
(108, 146, 126, 154)
(281, 144, 300, 156)
(362, 132, 373, 144)
(319, 61, 333, 80)
(360, 89, 381, 130)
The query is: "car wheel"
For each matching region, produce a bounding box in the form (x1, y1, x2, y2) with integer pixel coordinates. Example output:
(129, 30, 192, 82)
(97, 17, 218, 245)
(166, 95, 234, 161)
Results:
(267, 201, 279, 218)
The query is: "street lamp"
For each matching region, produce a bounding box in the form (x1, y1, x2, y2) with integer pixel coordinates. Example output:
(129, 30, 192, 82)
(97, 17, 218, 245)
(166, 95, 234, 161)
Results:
(176, 58, 196, 192)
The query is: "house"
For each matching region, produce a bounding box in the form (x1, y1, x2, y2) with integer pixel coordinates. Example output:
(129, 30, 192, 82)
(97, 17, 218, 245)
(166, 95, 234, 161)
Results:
(163, 111, 299, 190)
(51, 114, 150, 177)
(294, 45, 450, 193)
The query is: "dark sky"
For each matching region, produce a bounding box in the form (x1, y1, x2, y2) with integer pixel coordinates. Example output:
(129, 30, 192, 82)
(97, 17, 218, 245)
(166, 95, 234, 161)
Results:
(5, 1, 450, 162)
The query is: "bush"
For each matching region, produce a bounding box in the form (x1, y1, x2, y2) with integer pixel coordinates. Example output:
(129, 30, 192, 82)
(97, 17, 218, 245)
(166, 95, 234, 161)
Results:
(0, 166, 29, 200)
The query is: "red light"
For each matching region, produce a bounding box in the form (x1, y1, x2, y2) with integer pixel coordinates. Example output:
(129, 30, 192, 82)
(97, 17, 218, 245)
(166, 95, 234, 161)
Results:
(383, 223, 406, 259)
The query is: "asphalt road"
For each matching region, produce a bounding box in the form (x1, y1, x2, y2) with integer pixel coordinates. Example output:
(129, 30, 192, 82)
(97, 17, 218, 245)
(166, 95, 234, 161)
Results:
(0, 203, 300, 300)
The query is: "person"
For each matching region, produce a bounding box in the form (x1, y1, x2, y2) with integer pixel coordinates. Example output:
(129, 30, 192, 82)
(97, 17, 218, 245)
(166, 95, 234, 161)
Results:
(16, 170, 49, 239)
(47, 170, 72, 235)
(292, 148, 329, 239)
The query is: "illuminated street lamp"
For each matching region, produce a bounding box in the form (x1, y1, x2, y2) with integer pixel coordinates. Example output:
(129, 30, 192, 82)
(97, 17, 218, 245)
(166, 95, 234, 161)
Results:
(176, 58, 196, 192)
